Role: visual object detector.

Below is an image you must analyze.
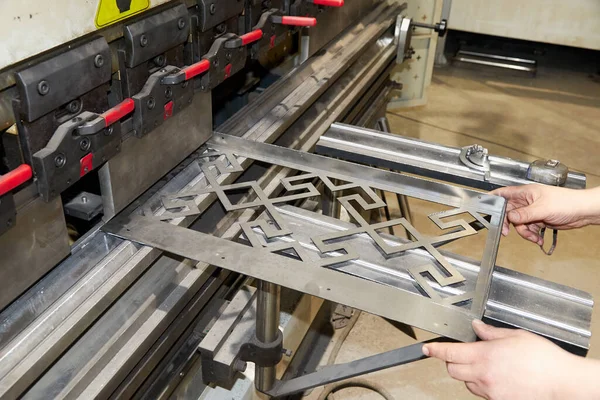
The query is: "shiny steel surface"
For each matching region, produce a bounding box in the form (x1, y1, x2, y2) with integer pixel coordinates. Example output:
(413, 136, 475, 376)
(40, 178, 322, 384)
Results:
(104, 133, 506, 342)
(255, 281, 280, 392)
(316, 123, 586, 190)
(272, 205, 593, 352)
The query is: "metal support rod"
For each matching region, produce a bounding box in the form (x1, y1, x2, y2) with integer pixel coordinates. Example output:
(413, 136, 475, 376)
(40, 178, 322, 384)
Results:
(255, 280, 281, 392)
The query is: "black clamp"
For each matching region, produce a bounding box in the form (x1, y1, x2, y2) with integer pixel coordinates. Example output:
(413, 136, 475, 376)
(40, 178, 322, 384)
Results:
(198, 32, 261, 91)
(239, 330, 284, 368)
(32, 110, 124, 201)
(131, 65, 194, 137)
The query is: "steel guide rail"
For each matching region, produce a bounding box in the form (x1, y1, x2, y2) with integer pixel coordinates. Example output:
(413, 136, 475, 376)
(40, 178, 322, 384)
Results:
(316, 123, 587, 190)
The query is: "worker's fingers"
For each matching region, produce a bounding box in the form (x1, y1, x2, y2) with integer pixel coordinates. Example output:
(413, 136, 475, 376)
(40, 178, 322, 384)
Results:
(514, 224, 540, 243)
(507, 204, 545, 225)
(526, 223, 544, 246)
(465, 382, 487, 398)
(490, 186, 522, 200)
(446, 363, 478, 382)
(422, 342, 483, 364)
(472, 319, 519, 341)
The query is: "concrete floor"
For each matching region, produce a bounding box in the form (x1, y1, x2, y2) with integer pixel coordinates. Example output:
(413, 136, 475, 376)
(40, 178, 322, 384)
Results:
(307, 62, 600, 399)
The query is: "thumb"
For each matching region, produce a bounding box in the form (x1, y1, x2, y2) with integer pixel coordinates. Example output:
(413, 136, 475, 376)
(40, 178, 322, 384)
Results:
(507, 204, 544, 224)
(472, 320, 519, 341)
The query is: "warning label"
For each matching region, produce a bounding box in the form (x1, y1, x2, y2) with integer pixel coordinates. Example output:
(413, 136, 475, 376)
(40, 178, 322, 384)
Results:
(95, 0, 150, 28)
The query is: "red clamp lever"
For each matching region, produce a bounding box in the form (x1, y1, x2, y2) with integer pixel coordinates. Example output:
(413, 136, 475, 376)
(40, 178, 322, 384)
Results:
(0, 164, 33, 196)
(311, 0, 344, 6)
(272, 16, 317, 27)
(162, 59, 211, 85)
(77, 98, 135, 135)
(224, 29, 264, 49)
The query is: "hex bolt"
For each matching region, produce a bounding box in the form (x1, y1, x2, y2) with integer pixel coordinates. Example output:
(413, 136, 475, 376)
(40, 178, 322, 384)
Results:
(54, 154, 66, 168)
(209, 3, 216, 14)
(177, 18, 186, 30)
(66, 99, 81, 113)
(165, 86, 173, 99)
(139, 34, 148, 47)
(147, 97, 156, 110)
(153, 55, 166, 67)
(37, 80, 50, 96)
(94, 54, 105, 68)
(80, 137, 91, 151)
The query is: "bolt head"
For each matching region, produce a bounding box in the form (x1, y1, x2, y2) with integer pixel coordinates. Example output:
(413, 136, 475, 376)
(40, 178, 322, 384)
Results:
(209, 3, 216, 14)
(37, 80, 50, 96)
(165, 86, 173, 99)
(94, 54, 105, 68)
(66, 100, 81, 113)
(140, 34, 148, 47)
(178, 18, 186, 30)
(54, 154, 66, 168)
(80, 138, 91, 151)
(147, 97, 156, 110)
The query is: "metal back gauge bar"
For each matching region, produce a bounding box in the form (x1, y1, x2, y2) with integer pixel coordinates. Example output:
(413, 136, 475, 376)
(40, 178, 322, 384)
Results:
(317, 123, 587, 190)
(105, 133, 506, 342)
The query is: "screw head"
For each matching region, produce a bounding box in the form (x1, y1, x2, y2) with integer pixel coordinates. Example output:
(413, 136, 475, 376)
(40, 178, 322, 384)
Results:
(209, 3, 216, 14)
(225, 52, 232, 61)
(94, 54, 105, 68)
(66, 99, 81, 113)
(153, 55, 166, 67)
(140, 34, 148, 47)
(165, 86, 173, 99)
(80, 137, 91, 151)
(54, 154, 66, 168)
(105, 125, 114, 136)
(177, 18, 186, 30)
(146, 97, 156, 110)
(37, 80, 50, 96)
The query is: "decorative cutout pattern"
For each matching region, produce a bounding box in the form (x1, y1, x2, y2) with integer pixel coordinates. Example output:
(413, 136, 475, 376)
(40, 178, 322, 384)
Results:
(146, 149, 494, 309)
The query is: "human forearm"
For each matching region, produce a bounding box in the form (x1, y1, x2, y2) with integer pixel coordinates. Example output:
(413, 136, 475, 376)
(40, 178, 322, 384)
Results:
(573, 186, 600, 226)
(555, 356, 600, 399)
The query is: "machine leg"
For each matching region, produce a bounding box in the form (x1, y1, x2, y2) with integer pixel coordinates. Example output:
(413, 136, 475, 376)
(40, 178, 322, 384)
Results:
(255, 280, 281, 392)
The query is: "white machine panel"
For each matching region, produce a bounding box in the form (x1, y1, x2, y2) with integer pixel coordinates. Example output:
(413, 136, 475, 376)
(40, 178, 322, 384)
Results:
(449, 0, 600, 50)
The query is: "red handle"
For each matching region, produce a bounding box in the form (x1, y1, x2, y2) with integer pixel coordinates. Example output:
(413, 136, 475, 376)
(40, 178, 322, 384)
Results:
(183, 59, 210, 80)
(0, 164, 33, 196)
(101, 98, 135, 127)
(280, 16, 317, 27)
(240, 29, 264, 45)
(313, 0, 344, 6)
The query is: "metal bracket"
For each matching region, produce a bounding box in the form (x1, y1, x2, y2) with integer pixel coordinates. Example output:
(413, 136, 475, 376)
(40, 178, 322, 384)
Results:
(14, 36, 111, 122)
(123, 4, 190, 68)
(197, 0, 245, 32)
(459, 144, 491, 181)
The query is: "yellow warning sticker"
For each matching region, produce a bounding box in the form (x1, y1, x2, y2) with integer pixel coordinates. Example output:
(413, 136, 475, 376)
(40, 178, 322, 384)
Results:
(95, 0, 150, 28)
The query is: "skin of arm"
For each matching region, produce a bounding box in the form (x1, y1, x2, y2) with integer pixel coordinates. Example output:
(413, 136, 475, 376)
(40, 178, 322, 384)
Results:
(491, 185, 600, 245)
(423, 185, 600, 399)
(423, 320, 600, 400)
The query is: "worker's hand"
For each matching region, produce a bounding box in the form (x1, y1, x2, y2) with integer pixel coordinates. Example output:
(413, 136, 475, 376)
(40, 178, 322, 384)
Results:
(422, 320, 592, 400)
(491, 185, 600, 245)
